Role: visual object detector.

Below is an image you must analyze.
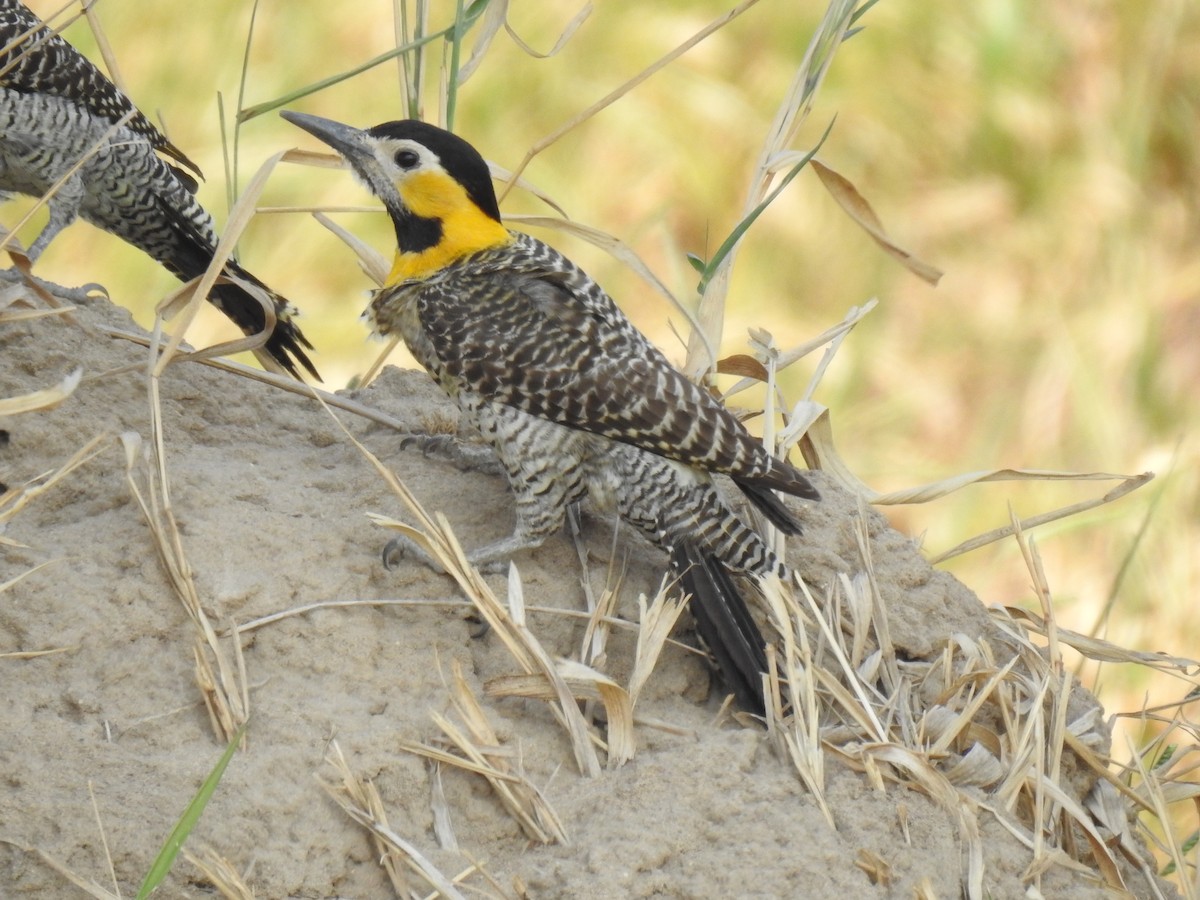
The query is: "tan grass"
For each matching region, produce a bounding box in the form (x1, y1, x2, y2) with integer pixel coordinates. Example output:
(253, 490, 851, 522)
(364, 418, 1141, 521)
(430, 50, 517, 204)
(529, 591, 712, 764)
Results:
(120, 425, 249, 744)
(182, 846, 255, 899)
(0, 366, 80, 416)
(496, 0, 765, 205)
(746, 483, 1190, 896)
(0, 779, 122, 899)
(309, 390, 618, 775)
(683, 0, 857, 377)
(0, 432, 108, 533)
(810, 159, 942, 285)
(399, 659, 570, 845)
(627, 581, 689, 710)
(320, 740, 474, 899)
(365, 497, 612, 777)
(0, 841, 120, 900)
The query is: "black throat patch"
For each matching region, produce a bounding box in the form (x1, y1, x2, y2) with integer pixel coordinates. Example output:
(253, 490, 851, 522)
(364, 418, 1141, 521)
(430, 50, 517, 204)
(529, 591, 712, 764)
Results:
(386, 197, 444, 254)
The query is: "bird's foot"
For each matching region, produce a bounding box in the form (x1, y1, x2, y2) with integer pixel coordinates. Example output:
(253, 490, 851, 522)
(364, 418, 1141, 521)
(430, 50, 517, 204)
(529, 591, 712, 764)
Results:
(381, 533, 509, 576)
(399, 432, 503, 475)
(0, 267, 107, 304)
(382, 534, 444, 574)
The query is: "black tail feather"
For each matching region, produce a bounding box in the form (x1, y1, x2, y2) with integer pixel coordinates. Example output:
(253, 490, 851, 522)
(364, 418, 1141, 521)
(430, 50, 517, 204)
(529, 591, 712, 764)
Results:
(733, 460, 818, 536)
(213, 268, 320, 381)
(154, 196, 320, 381)
(671, 541, 769, 716)
(734, 477, 804, 535)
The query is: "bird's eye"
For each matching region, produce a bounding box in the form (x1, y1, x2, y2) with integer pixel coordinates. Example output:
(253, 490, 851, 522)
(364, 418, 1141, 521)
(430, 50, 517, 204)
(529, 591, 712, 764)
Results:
(394, 149, 420, 169)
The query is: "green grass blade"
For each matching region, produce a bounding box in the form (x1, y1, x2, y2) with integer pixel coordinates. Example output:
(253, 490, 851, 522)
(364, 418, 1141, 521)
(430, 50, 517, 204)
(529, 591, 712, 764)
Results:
(695, 117, 835, 294)
(240, 0, 490, 123)
(850, 0, 884, 29)
(135, 723, 247, 898)
(229, 0, 263, 198)
(445, 0, 468, 131)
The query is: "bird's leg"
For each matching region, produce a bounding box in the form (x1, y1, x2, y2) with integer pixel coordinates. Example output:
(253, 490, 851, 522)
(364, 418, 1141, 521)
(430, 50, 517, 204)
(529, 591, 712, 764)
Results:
(25, 181, 84, 261)
(383, 465, 578, 575)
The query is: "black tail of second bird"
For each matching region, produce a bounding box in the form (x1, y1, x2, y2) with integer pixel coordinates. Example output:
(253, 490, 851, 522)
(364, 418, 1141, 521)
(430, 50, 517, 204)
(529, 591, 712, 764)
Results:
(155, 196, 319, 380)
(671, 541, 770, 716)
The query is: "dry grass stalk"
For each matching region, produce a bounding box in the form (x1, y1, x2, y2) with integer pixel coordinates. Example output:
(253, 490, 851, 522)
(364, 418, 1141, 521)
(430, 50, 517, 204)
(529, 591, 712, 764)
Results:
(364, 517, 607, 774)
(0, 776, 123, 900)
(684, 0, 856, 377)
(459, 2, 589, 83)
(307, 200, 399, 381)
(0, 841, 119, 900)
(0, 295, 77, 324)
(747, 488, 1187, 896)
(315, 400, 614, 774)
(0, 272, 84, 322)
(182, 846, 256, 900)
(79, 0, 128, 102)
(90, 320, 420, 432)
(497, 0, 764, 205)
(0, 432, 107, 534)
(0, 644, 76, 659)
(320, 741, 462, 899)
(853, 848, 893, 886)
(0, 0, 84, 74)
(86, 779, 120, 900)
(505, 215, 707, 349)
(485, 657, 635, 768)
(310, 207, 390, 284)
(1, 238, 106, 317)
(761, 576, 832, 826)
(120, 429, 248, 744)
(573, 533, 619, 674)
(626, 581, 688, 710)
(399, 659, 569, 846)
(1118, 733, 1197, 900)
(1004, 606, 1199, 675)
(429, 759, 459, 852)
(795, 401, 1155, 562)
(372, 504, 607, 776)
(230, 596, 659, 644)
(809, 159, 942, 285)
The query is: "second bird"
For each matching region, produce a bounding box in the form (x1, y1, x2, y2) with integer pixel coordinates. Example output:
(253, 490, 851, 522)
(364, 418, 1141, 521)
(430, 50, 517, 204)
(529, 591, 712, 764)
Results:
(283, 111, 819, 713)
(0, 0, 316, 378)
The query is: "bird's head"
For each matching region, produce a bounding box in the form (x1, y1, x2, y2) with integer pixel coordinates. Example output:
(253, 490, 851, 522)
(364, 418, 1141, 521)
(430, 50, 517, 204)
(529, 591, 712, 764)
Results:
(282, 112, 509, 283)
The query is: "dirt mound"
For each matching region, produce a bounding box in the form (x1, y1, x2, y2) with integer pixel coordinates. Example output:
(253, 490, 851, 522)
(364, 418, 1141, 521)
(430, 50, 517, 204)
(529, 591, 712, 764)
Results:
(0, 292, 1168, 897)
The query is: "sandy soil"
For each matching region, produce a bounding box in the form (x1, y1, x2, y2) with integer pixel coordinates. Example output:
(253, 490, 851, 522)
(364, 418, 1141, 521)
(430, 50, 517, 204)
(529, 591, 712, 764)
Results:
(0, 292, 1171, 898)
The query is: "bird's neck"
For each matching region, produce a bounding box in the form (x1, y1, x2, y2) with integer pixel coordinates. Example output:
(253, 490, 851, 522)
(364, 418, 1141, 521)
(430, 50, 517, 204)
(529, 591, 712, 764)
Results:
(386, 172, 511, 283)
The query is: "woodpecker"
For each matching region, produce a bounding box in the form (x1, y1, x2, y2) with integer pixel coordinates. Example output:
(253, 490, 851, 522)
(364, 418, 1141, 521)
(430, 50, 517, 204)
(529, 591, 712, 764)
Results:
(283, 111, 819, 712)
(0, 0, 317, 379)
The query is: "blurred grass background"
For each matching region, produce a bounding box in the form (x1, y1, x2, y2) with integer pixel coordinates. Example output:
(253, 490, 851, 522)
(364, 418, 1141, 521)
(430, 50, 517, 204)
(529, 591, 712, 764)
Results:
(13, 0, 1198, 792)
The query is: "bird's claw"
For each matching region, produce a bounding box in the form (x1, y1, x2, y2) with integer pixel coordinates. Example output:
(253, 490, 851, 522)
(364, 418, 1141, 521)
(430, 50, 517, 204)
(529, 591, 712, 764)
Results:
(398, 432, 502, 475)
(382, 534, 444, 573)
(382, 533, 512, 577)
(399, 432, 454, 457)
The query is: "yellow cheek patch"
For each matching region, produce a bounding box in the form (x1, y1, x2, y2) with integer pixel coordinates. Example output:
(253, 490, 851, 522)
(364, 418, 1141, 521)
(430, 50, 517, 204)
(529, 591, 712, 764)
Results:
(398, 171, 464, 219)
(387, 170, 512, 284)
